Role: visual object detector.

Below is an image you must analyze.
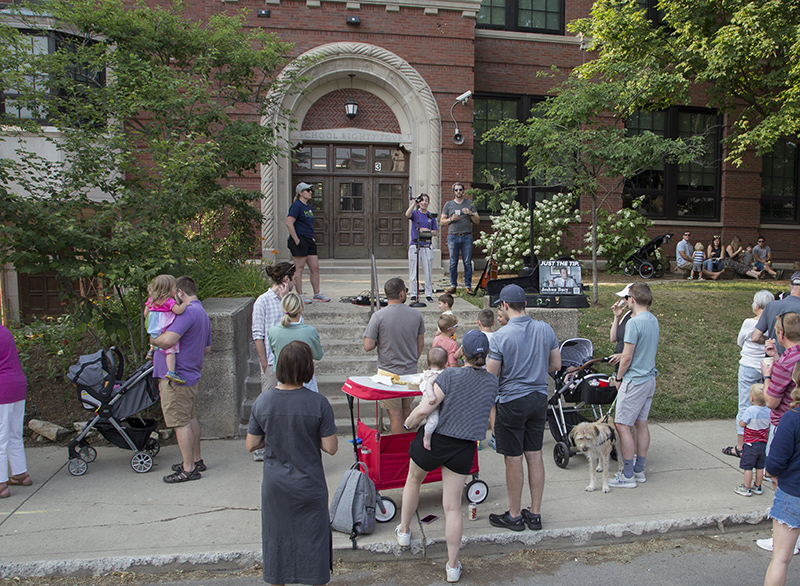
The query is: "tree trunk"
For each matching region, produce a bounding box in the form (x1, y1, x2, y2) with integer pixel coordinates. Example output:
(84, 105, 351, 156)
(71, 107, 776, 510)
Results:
(591, 192, 599, 304)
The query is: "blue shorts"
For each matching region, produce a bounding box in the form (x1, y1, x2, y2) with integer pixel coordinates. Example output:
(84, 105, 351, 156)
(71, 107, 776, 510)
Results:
(770, 487, 800, 529)
(739, 441, 766, 471)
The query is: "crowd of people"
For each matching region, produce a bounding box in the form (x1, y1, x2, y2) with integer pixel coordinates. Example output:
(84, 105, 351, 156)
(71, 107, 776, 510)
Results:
(676, 231, 785, 281)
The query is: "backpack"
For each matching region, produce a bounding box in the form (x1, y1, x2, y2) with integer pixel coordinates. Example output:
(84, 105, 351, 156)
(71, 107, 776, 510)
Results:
(329, 461, 381, 549)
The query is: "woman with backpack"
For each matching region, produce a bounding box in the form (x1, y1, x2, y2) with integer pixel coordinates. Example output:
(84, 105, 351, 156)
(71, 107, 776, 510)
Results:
(246, 341, 338, 586)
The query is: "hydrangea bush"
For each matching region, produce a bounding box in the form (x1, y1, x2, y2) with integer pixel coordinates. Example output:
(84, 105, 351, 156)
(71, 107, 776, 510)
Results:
(582, 197, 653, 272)
(475, 193, 581, 273)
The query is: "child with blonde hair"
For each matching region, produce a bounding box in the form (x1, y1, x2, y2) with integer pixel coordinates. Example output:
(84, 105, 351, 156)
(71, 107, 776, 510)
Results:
(267, 292, 323, 392)
(144, 275, 188, 384)
(689, 242, 705, 281)
(420, 346, 448, 450)
(735, 383, 771, 496)
(433, 313, 459, 367)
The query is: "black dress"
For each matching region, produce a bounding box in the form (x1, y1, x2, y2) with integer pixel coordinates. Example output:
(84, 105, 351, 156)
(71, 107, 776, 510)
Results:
(248, 386, 337, 585)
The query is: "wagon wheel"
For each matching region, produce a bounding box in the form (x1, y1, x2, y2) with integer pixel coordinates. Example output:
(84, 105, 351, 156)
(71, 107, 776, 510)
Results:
(623, 262, 636, 276)
(653, 261, 666, 278)
(465, 479, 489, 504)
(638, 261, 655, 279)
(375, 496, 396, 523)
(554, 442, 570, 469)
(130, 451, 153, 474)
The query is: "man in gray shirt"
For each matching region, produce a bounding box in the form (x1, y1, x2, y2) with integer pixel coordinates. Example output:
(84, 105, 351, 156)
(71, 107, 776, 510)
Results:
(486, 284, 560, 532)
(675, 230, 722, 280)
(363, 277, 425, 434)
(441, 182, 480, 295)
(753, 236, 778, 278)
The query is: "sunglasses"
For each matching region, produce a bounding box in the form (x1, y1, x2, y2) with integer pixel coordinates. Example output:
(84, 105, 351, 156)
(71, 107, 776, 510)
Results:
(454, 188, 464, 192)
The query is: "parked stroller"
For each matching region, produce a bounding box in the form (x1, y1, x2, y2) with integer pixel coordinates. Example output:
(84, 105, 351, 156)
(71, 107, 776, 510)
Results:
(623, 233, 673, 279)
(547, 338, 616, 469)
(66, 347, 161, 476)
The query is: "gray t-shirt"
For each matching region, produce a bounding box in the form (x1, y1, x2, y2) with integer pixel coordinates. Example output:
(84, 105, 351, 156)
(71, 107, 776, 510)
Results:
(676, 239, 693, 267)
(442, 198, 477, 235)
(753, 244, 771, 263)
(363, 303, 425, 375)
(488, 315, 559, 402)
(755, 295, 800, 355)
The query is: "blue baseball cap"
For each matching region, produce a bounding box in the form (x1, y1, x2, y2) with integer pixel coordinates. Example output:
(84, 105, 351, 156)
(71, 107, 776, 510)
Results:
(492, 283, 526, 306)
(462, 329, 489, 357)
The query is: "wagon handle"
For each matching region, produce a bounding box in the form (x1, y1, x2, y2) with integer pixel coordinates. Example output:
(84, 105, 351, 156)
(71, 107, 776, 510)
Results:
(347, 394, 360, 463)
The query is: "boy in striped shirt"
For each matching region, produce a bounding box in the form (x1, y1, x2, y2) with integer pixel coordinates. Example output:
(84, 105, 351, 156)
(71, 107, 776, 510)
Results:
(735, 383, 771, 496)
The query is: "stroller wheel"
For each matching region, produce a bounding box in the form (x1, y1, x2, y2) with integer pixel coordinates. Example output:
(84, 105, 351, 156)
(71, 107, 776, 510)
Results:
(130, 451, 153, 474)
(375, 496, 396, 523)
(653, 261, 665, 278)
(623, 262, 636, 276)
(638, 261, 655, 279)
(465, 479, 489, 504)
(144, 437, 160, 457)
(554, 442, 571, 469)
(78, 445, 97, 463)
(68, 458, 88, 476)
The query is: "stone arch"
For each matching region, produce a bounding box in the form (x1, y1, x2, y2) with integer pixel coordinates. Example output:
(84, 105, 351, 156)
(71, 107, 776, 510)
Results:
(261, 42, 442, 255)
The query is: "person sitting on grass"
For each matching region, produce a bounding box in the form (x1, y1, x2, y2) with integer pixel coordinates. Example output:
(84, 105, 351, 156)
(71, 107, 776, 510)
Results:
(734, 383, 771, 497)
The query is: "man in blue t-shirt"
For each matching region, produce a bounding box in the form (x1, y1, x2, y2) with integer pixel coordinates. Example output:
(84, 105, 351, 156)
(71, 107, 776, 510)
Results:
(608, 282, 660, 489)
(487, 284, 560, 531)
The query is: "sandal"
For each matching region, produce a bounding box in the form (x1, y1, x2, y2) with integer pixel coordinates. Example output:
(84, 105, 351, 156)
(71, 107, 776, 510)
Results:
(722, 446, 742, 458)
(163, 467, 201, 484)
(171, 459, 206, 473)
(9, 473, 32, 486)
(0, 482, 8, 499)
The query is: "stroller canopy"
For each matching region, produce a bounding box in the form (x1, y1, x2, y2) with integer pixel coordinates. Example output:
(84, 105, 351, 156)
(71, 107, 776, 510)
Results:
(559, 338, 594, 370)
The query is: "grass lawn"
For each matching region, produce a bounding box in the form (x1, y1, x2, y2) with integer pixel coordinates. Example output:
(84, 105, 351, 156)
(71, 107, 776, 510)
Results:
(461, 278, 788, 422)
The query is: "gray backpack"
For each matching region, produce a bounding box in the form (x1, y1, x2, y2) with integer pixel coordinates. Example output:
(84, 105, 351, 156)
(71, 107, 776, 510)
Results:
(329, 461, 381, 548)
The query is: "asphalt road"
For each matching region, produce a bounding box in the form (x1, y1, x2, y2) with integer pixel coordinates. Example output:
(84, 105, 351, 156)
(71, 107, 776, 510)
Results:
(12, 529, 799, 586)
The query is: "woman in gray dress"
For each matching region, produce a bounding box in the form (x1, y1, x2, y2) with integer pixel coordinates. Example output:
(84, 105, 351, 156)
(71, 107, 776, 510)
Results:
(246, 341, 338, 585)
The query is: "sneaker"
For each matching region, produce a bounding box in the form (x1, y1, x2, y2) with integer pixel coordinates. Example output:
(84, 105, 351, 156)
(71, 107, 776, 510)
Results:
(165, 371, 186, 385)
(698, 277, 705, 281)
(488, 435, 496, 450)
(633, 470, 646, 483)
(734, 484, 752, 497)
(608, 472, 637, 488)
(410, 296, 417, 302)
(521, 509, 542, 531)
(687, 276, 694, 280)
(426, 296, 434, 302)
(253, 448, 265, 462)
(313, 292, 331, 302)
(301, 294, 312, 304)
(488, 510, 525, 531)
(752, 485, 763, 495)
(395, 525, 410, 547)
(446, 287, 457, 294)
(145, 348, 154, 361)
(172, 459, 206, 473)
(757, 537, 800, 555)
(445, 561, 462, 583)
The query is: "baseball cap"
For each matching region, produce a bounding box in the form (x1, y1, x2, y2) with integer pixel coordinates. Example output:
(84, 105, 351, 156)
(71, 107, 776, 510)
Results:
(492, 284, 527, 306)
(615, 283, 633, 298)
(296, 182, 313, 195)
(791, 271, 800, 286)
(462, 329, 489, 357)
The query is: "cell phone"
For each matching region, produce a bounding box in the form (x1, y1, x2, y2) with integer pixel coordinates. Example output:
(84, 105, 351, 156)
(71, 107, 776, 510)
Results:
(420, 514, 438, 524)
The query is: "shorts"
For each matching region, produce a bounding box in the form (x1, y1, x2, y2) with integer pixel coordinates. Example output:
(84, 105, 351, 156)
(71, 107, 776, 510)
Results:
(159, 378, 198, 428)
(408, 428, 476, 475)
(769, 487, 800, 529)
(260, 364, 277, 392)
(288, 235, 318, 257)
(614, 378, 656, 427)
(380, 397, 414, 412)
(739, 441, 767, 471)
(494, 392, 548, 457)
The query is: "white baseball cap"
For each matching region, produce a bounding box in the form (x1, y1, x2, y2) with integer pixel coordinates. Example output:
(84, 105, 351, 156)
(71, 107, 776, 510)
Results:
(615, 283, 633, 297)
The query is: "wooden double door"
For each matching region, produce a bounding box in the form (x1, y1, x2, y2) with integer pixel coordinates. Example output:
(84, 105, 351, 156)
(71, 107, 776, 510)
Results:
(294, 145, 409, 259)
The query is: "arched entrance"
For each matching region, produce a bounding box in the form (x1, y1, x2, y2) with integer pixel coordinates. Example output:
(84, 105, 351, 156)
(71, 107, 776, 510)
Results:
(262, 42, 442, 260)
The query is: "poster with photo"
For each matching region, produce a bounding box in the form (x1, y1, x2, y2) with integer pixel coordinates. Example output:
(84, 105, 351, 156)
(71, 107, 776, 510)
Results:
(539, 260, 582, 295)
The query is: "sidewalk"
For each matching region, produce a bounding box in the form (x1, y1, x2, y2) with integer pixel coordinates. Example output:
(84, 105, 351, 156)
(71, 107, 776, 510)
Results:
(0, 420, 771, 578)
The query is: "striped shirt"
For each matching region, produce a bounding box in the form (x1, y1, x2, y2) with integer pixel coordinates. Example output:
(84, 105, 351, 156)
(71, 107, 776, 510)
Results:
(434, 367, 499, 442)
(742, 405, 771, 443)
(252, 289, 282, 366)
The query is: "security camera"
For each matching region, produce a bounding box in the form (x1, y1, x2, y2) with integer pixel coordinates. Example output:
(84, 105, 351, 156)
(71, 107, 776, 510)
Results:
(453, 131, 465, 145)
(455, 90, 472, 104)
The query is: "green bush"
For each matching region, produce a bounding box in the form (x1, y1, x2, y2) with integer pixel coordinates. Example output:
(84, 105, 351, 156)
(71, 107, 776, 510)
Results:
(584, 197, 653, 272)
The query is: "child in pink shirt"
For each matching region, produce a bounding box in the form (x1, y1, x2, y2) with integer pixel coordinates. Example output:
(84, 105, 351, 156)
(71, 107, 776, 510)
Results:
(432, 314, 459, 367)
(144, 275, 189, 384)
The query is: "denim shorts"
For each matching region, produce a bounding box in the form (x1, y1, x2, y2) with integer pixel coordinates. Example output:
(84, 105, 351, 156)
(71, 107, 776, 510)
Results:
(769, 487, 800, 529)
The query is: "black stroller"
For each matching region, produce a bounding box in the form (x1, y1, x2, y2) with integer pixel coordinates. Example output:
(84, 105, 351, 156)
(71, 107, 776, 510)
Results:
(623, 233, 673, 279)
(66, 347, 161, 476)
(547, 338, 616, 469)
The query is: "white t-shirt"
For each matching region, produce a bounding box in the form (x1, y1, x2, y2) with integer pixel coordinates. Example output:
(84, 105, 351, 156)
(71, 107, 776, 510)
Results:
(738, 317, 765, 370)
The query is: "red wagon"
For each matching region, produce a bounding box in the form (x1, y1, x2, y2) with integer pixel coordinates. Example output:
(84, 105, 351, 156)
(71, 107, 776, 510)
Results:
(342, 376, 489, 523)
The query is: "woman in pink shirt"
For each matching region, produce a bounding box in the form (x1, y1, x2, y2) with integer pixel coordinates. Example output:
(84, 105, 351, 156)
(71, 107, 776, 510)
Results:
(0, 325, 30, 498)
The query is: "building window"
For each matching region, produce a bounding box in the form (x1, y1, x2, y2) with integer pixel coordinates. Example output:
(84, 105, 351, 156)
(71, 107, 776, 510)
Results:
(761, 139, 798, 223)
(624, 107, 722, 220)
(634, 0, 666, 25)
(477, 0, 564, 35)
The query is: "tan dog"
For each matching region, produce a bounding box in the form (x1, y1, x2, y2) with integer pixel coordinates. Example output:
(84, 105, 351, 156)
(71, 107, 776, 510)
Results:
(569, 421, 616, 493)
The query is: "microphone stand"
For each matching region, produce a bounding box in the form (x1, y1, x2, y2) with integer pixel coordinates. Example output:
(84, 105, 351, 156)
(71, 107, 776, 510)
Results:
(410, 203, 426, 308)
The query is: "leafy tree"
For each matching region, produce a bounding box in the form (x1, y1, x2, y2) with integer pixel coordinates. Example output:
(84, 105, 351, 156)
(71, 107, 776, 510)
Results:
(0, 0, 302, 353)
(574, 0, 800, 164)
(484, 64, 703, 302)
